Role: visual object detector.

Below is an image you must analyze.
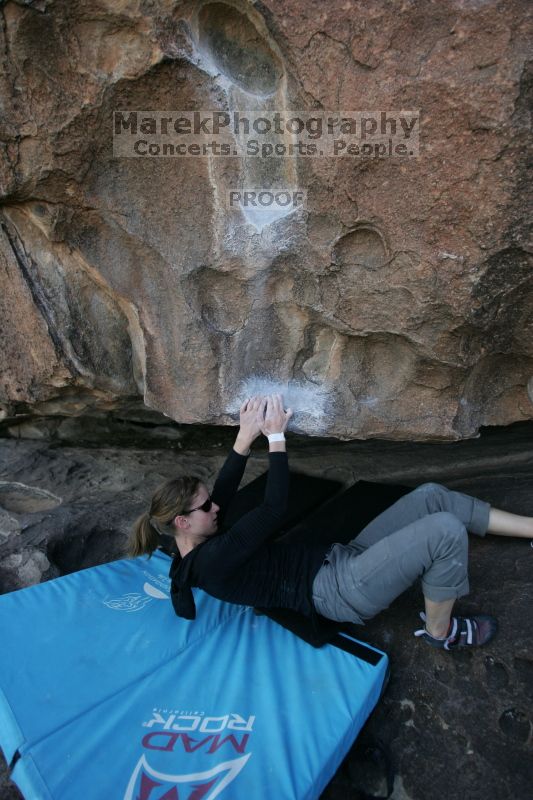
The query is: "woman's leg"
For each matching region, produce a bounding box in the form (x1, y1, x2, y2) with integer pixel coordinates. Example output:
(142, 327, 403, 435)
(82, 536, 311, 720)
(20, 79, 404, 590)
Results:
(348, 482, 491, 554)
(424, 597, 456, 638)
(312, 482, 502, 647)
(313, 510, 469, 624)
(487, 507, 533, 538)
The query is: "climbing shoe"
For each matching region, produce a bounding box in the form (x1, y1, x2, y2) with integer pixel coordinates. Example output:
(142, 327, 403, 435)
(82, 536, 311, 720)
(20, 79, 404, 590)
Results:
(414, 611, 497, 650)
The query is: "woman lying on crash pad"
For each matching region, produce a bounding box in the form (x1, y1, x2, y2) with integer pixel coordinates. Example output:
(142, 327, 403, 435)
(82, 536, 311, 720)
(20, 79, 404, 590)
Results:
(128, 394, 533, 651)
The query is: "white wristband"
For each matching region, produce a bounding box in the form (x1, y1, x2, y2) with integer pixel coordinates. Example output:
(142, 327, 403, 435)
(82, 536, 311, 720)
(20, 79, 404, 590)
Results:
(267, 433, 285, 443)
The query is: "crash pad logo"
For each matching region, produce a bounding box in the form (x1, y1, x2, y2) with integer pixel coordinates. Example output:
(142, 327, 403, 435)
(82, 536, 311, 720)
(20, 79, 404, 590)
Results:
(123, 710, 254, 799)
(104, 571, 170, 612)
(124, 753, 251, 800)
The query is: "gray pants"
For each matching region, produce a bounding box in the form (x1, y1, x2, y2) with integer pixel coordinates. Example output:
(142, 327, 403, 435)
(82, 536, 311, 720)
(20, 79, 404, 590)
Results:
(311, 482, 491, 625)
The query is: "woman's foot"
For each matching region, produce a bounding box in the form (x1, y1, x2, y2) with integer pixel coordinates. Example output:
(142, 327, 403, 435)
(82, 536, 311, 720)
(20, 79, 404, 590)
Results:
(414, 611, 497, 650)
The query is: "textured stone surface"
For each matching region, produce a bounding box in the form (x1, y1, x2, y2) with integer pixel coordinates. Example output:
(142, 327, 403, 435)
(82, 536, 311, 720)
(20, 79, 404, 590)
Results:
(0, 420, 532, 798)
(1, 0, 532, 440)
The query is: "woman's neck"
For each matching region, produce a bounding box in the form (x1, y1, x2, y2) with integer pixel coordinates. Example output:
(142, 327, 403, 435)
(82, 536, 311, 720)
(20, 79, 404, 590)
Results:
(176, 533, 208, 559)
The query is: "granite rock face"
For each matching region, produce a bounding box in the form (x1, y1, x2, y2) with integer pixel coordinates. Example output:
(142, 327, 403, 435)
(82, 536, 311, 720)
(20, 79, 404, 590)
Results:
(1, 0, 532, 440)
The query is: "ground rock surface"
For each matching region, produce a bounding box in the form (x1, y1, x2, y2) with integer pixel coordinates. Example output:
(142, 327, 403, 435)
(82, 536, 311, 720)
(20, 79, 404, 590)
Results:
(0, 420, 532, 799)
(1, 0, 532, 440)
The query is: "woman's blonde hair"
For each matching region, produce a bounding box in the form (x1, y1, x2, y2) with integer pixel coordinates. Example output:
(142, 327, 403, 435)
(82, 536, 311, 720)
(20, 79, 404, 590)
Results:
(128, 476, 201, 558)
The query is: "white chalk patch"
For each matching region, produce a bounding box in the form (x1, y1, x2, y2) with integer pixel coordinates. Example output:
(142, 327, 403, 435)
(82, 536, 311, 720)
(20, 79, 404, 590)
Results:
(239, 205, 301, 233)
(227, 376, 331, 434)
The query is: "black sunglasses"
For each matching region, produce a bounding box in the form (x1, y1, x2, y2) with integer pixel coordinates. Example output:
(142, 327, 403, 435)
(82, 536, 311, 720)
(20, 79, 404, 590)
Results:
(184, 495, 213, 514)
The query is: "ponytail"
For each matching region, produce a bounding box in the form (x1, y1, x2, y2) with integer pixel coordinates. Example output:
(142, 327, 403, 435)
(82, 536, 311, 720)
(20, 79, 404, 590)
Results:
(128, 512, 161, 559)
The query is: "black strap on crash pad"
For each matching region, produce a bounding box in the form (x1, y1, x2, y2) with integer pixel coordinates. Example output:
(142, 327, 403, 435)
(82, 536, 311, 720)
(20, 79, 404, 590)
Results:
(330, 631, 384, 666)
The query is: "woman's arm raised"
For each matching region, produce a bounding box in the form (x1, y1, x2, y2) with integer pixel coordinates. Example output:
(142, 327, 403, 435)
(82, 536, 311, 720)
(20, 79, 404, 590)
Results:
(196, 394, 293, 572)
(211, 396, 267, 518)
(195, 449, 290, 574)
(233, 396, 266, 455)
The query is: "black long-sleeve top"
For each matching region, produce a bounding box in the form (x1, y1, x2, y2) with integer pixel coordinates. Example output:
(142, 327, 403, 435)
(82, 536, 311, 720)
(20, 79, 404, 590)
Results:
(169, 449, 330, 620)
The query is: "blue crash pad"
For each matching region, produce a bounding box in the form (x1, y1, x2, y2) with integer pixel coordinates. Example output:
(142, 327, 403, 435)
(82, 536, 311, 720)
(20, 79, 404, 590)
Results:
(0, 550, 388, 800)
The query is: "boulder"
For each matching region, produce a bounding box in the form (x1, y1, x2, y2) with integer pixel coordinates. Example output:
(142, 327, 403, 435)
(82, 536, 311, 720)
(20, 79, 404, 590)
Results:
(0, 0, 531, 441)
